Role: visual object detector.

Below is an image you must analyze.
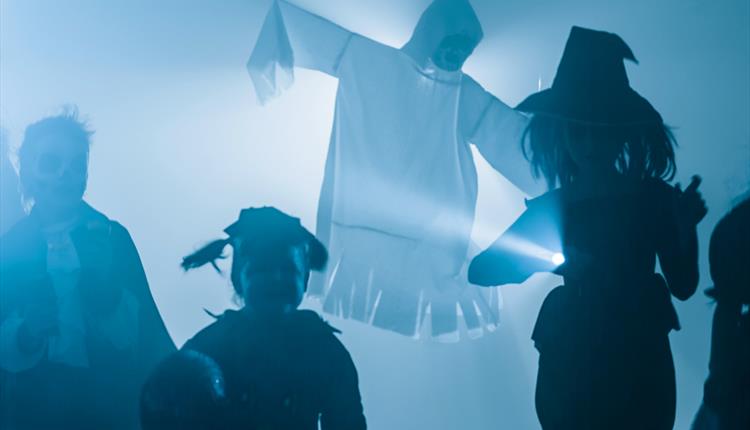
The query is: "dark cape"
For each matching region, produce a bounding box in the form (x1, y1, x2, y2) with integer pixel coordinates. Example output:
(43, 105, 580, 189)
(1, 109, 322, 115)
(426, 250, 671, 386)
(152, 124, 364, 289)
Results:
(0, 202, 175, 430)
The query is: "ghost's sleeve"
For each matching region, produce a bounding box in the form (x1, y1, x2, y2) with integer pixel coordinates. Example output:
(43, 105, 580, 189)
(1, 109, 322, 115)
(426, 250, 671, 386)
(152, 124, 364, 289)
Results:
(462, 78, 544, 197)
(247, 0, 355, 104)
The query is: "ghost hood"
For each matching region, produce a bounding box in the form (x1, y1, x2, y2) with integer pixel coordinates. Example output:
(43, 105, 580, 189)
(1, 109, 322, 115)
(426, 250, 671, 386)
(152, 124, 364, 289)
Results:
(401, 0, 484, 68)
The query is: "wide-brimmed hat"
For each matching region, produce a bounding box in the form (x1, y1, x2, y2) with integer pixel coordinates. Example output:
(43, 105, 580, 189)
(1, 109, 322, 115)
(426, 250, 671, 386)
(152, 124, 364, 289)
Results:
(516, 26, 663, 126)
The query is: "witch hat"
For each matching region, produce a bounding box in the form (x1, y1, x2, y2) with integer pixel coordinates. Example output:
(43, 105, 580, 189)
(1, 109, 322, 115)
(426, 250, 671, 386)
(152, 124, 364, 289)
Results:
(517, 26, 663, 126)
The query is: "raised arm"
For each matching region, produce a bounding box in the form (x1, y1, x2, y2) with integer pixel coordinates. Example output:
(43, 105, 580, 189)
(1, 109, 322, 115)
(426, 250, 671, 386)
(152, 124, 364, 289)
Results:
(247, 0, 355, 103)
(461, 78, 545, 198)
(655, 177, 707, 301)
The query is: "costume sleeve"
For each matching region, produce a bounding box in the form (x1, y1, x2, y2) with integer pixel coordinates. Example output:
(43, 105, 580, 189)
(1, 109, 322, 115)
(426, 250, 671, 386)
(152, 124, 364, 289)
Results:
(319, 335, 366, 430)
(110, 223, 176, 373)
(461, 77, 544, 197)
(468, 194, 560, 286)
(651, 180, 699, 301)
(0, 312, 46, 373)
(247, 0, 355, 104)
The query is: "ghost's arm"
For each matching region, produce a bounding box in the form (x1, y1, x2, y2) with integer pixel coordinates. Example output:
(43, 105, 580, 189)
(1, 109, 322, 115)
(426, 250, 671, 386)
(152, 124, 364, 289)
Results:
(247, 0, 355, 104)
(462, 81, 544, 197)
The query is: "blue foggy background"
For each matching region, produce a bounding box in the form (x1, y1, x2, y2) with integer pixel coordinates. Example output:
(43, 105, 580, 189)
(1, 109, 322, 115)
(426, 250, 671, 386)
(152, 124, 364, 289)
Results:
(1, 0, 748, 428)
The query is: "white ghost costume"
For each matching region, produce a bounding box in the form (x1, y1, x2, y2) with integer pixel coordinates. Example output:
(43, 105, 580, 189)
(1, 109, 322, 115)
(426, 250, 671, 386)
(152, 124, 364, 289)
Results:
(248, 0, 542, 340)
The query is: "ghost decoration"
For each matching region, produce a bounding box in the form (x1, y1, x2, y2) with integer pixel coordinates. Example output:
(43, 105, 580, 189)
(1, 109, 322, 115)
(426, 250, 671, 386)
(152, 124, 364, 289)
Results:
(248, 0, 542, 340)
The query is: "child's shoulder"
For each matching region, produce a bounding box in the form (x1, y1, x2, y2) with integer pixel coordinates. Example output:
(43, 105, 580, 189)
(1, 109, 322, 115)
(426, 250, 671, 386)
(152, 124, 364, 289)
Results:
(288, 310, 352, 360)
(291, 310, 342, 336)
(183, 310, 244, 351)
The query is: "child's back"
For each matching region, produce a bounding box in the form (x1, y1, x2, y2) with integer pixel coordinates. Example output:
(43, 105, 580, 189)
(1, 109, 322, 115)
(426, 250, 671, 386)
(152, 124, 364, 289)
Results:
(184, 309, 364, 430)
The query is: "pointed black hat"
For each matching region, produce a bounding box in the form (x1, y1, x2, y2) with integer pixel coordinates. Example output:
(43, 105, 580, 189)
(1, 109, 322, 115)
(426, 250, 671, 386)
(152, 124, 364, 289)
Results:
(517, 26, 663, 125)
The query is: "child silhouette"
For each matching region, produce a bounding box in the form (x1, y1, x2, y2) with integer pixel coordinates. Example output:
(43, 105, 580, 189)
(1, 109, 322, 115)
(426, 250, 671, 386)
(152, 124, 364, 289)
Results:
(469, 27, 707, 430)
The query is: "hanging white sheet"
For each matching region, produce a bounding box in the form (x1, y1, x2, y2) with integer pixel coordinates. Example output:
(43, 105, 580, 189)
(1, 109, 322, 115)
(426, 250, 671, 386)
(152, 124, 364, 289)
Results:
(248, 0, 543, 340)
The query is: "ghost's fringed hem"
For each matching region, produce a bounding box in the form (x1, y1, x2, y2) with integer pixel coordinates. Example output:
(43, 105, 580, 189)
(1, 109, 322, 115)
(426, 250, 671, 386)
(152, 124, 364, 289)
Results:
(309, 225, 501, 341)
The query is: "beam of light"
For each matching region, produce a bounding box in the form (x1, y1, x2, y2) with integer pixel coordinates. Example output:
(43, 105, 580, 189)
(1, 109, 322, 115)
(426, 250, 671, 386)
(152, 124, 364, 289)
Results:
(325, 156, 561, 274)
(484, 230, 563, 265)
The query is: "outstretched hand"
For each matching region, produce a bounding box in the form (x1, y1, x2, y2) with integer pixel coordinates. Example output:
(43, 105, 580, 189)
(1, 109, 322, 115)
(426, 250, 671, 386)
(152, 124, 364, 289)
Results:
(674, 175, 708, 227)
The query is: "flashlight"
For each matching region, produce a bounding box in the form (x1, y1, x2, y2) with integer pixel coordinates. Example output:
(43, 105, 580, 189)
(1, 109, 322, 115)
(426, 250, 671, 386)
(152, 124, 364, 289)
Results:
(551, 252, 565, 266)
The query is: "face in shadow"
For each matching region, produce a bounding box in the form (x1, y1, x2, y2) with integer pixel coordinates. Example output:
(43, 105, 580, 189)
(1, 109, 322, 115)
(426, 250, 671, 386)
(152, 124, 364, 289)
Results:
(431, 34, 476, 72)
(563, 123, 623, 175)
(23, 134, 88, 212)
(238, 243, 309, 317)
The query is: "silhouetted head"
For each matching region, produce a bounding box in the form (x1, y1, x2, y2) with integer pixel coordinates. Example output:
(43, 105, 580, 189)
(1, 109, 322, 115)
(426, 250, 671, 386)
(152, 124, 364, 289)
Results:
(707, 197, 750, 304)
(140, 350, 227, 430)
(18, 108, 92, 212)
(182, 207, 327, 317)
(517, 27, 676, 188)
(522, 117, 676, 189)
(402, 0, 483, 71)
